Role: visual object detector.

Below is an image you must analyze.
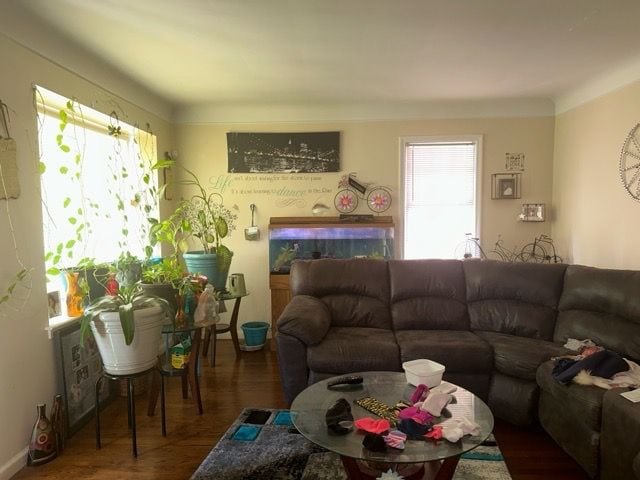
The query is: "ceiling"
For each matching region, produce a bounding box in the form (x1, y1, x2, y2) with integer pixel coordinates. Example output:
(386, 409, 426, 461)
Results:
(10, 0, 640, 117)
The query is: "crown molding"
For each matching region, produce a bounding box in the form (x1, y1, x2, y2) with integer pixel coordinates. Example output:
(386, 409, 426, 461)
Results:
(173, 98, 555, 125)
(554, 55, 640, 115)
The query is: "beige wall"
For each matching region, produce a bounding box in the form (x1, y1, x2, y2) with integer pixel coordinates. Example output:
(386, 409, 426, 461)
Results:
(553, 81, 640, 269)
(175, 116, 554, 334)
(0, 35, 173, 478)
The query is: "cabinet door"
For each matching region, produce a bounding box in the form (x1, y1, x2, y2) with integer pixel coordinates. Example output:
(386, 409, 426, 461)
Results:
(269, 275, 291, 350)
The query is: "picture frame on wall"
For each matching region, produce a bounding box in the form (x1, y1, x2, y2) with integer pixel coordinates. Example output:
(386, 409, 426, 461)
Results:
(491, 173, 521, 199)
(47, 291, 61, 318)
(53, 321, 114, 437)
(226, 131, 340, 173)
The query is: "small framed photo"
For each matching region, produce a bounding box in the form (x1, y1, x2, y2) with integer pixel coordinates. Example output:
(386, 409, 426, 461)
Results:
(520, 203, 545, 222)
(47, 291, 61, 318)
(491, 173, 521, 199)
(498, 178, 516, 199)
(505, 153, 525, 171)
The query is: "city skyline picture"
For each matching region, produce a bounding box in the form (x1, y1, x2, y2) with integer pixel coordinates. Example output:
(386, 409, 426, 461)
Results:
(227, 131, 340, 173)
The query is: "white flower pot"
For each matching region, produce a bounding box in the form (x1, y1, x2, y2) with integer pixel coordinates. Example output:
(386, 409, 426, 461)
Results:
(90, 306, 164, 375)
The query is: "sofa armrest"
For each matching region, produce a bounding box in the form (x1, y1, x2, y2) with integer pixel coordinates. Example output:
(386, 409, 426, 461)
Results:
(277, 295, 331, 346)
(601, 388, 640, 480)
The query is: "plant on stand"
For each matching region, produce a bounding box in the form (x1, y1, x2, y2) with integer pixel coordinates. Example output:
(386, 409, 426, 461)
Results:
(169, 167, 237, 291)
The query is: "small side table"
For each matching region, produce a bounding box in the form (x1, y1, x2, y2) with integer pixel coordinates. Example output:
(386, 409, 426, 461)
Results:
(95, 366, 155, 458)
(202, 291, 249, 362)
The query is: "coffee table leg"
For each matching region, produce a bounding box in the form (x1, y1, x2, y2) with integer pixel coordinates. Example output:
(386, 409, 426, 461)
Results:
(433, 456, 460, 480)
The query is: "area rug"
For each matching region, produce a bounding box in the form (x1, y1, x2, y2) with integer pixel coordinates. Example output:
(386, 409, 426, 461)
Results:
(191, 408, 512, 480)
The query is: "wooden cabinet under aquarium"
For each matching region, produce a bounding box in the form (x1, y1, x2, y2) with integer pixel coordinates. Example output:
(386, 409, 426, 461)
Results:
(268, 216, 395, 347)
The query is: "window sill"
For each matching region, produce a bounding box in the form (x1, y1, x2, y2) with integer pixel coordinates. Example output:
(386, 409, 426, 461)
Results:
(46, 315, 81, 339)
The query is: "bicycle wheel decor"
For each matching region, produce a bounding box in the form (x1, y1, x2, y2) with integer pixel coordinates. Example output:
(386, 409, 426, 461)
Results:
(334, 189, 358, 213)
(619, 123, 640, 202)
(367, 188, 392, 213)
(519, 243, 547, 263)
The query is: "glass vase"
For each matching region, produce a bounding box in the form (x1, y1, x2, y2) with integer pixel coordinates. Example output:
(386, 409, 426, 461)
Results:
(65, 271, 84, 317)
(27, 404, 57, 466)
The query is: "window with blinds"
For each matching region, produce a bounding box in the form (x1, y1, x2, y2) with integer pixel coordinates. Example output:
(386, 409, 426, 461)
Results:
(402, 137, 481, 259)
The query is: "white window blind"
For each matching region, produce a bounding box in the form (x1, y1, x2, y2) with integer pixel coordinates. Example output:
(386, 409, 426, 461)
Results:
(403, 139, 479, 259)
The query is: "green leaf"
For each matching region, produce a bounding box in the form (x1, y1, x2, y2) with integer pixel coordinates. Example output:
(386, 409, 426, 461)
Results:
(59, 144, 70, 153)
(59, 110, 68, 123)
(44, 252, 53, 261)
(77, 208, 83, 215)
(119, 302, 136, 345)
(152, 159, 174, 169)
(38, 162, 46, 174)
(56, 243, 63, 254)
(53, 255, 61, 265)
(144, 246, 153, 258)
(59, 122, 67, 132)
(143, 174, 150, 184)
(68, 217, 77, 225)
(46, 267, 61, 276)
(75, 154, 81, 165)
(65, 239, 76, 249)
(59, 166, 69, 174)
(215, 217, 228, 239)
(56, 134, 63, 145)
(63, 197, 71, 208)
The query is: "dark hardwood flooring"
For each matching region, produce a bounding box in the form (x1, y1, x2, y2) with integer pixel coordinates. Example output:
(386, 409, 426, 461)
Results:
(13, 340, 588, 479)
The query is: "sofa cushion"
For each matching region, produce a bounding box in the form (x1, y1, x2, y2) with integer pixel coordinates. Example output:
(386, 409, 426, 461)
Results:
(389, 259, 468, 331)
(394, 330, 492, 374)
(488, 372, 539, 426)
(536, 360, 606, 431)
(475, 331, 570, 381)
(464, 260, 567, 340)
(307, 327, 401, 373)
(556, 264, 640, 361)
(290, 259, 392, 329)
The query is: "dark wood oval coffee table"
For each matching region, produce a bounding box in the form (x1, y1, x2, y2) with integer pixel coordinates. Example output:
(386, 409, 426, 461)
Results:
(290, 371, 494, 480)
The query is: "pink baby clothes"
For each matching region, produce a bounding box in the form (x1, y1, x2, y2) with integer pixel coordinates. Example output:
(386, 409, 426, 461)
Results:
(425, 425, 443, 440)
(439, 417, 481, 442)
(354, 417, 391, 434)
(420, 392, 454, 416)
(383, 430, 407, 449)
(397, 406, 433, 425)
(409, 384, 429, 404)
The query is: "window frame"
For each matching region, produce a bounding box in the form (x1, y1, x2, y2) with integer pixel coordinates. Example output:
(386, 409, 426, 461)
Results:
(398, 135, 483, 260)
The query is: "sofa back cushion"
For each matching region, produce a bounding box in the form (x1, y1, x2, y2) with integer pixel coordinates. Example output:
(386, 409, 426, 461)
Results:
(556, 265, 640, 361)
(389, 259, 468, 330)
(289, 259, 391, 329)
(464, 260, 567, 340)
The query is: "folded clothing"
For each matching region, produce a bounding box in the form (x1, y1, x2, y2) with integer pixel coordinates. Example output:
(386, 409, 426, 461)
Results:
(354, 417, 391, 435)
(419, 392, 454, 416)
(553, 350, 629, 384)
(325, 398, 353, 436)
(383, 430, 407, 450)
(439, 417, 480, 443)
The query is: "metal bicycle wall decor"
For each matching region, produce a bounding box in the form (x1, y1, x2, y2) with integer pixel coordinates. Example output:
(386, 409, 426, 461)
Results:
(620, 123, 640, 202)
(334, 173, 392, 214)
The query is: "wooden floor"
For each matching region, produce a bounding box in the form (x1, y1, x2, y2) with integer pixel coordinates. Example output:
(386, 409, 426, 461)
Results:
(13, 340, 589, 480)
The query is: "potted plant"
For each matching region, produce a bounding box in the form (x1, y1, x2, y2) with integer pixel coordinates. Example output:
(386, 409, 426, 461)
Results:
(79, 283, 173, 375)
(170, 167, 237, 291)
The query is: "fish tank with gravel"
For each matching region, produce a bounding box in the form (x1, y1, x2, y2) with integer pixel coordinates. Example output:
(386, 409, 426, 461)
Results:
(268, 216, 395, 274)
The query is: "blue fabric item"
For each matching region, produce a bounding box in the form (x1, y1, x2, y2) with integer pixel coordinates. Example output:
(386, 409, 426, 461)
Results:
(232, 425, 261, 441)
(397, 418, 431, 440)
(273, 411, 293, 426)
(553, 350, 629, 384)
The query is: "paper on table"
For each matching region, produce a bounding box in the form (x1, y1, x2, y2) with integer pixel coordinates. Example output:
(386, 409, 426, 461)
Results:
(621, 388, 640, 403)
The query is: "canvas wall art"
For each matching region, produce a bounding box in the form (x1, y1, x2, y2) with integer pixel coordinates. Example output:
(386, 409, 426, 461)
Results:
(227, 132, 340, 173)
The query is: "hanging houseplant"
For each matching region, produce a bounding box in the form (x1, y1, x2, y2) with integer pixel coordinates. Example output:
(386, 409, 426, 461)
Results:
(80, 284, 173, 375)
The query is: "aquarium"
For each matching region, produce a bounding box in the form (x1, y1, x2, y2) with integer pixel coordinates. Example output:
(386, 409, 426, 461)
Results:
(268, 220, 394, 274)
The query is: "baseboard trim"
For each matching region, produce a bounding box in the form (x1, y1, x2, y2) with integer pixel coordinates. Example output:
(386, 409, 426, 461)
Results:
(0, 447, 27, 480)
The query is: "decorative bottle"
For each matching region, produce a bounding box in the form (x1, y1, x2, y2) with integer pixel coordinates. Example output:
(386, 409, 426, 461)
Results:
(50, 395, 65, 454)
(105, 273, 119, 296)
(65, 271, 84, 317)
(27, 404, 57, 466)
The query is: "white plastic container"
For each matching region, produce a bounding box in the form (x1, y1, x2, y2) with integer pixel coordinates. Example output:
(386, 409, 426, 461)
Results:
(402, 359, 445, 387)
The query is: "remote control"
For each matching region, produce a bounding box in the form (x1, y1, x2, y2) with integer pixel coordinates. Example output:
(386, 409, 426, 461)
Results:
(327, 375, 364, 389)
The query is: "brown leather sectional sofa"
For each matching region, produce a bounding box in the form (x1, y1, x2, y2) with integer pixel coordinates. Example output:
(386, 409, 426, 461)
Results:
(275, 258, 640, 480)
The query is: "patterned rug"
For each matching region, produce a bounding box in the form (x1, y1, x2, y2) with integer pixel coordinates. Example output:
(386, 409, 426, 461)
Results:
(191, 408, 512, 480)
